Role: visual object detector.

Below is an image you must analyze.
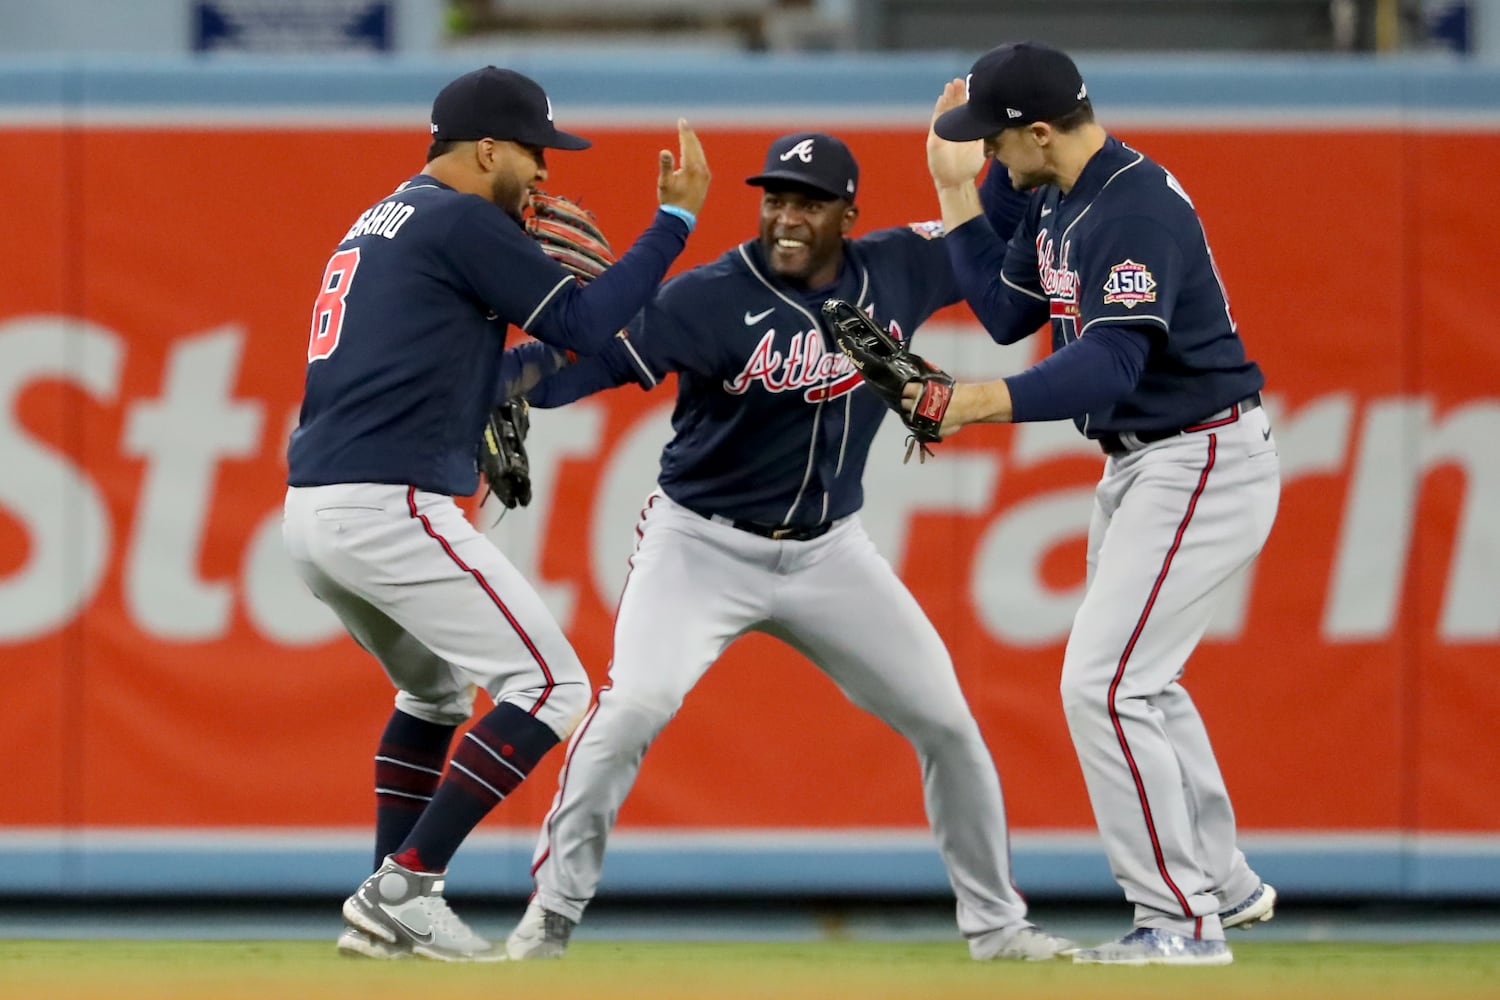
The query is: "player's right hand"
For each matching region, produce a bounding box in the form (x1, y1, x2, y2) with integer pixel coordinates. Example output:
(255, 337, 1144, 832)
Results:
(658, 118, 710, 217)
(928, 79, 986, 189)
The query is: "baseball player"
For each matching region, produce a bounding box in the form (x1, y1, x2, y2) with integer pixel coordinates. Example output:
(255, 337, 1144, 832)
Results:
(922, 43, 1279, 965)
(503, 133, 1074, 963)
(280, 65, 709, 961)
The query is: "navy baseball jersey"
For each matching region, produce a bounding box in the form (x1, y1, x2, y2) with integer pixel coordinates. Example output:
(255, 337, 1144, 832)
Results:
(529, 225, 958, 527)
(976, 137, 1263, 437)
(286, 174, 687, 496)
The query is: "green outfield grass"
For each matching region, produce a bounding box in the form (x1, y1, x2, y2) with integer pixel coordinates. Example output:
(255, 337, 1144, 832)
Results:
(2, 940, 1498, 1000)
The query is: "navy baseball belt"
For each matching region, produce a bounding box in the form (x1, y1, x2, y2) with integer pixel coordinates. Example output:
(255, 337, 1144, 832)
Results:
(686, 505, 834, 542)
(1097, 392, 1263, 457)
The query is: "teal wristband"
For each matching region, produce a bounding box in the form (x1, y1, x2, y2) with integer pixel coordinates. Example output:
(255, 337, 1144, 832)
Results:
(659, 204, 697, 231)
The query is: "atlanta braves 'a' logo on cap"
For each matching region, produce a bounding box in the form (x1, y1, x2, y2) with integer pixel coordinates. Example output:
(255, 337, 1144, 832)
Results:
(746, 132, 859, 202)
(779, 138, 816, 163)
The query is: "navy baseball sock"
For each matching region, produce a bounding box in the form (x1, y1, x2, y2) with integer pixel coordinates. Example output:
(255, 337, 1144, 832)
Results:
(372, 710, 455, 870)
(393, 702, 559, 873)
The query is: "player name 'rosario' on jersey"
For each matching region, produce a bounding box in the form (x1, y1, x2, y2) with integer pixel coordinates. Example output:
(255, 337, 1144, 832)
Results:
(994, 137, 1263, 436)
(529, 225, 958, 527)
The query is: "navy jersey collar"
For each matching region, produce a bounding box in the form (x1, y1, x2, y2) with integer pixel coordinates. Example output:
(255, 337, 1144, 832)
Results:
(404, 172, 450, 192)
(1063, 134, 1130, 203)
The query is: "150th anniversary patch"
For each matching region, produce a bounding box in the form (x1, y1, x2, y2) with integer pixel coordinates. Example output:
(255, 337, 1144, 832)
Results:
(1102, 259, 1157, 308)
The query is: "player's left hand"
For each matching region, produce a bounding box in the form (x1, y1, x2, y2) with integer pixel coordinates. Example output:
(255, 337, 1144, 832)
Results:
(479, 399, 533, 510)
(823, 298, 954, 463)
(901, 380, 962, 439)
(902, 379, 1015, 436)
(927, 79, 986, 189)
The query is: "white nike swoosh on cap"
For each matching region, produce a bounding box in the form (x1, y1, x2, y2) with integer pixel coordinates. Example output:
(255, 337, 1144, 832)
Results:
(744, 307, 775, 325)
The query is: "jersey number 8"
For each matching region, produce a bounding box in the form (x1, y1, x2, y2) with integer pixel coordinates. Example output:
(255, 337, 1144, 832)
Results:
(307, 248, 361, 362)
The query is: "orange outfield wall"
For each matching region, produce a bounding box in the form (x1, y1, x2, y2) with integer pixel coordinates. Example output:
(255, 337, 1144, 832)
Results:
(0, 124, 1496, 838)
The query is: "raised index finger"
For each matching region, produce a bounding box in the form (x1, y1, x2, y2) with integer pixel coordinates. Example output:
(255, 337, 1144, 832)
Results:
(676, 118, 705, 167)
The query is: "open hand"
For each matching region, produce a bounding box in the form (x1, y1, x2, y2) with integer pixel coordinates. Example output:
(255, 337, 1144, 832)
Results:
(927, 79, 986, 189)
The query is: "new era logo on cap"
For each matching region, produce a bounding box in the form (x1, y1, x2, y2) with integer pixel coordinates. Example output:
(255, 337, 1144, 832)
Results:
(745, 131, 859, 202)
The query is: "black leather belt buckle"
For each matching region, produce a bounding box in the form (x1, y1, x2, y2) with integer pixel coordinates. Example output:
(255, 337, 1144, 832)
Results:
(1098, 433, 1128, 456)
(735, 520, 831, 542)
(684, 502, 833, 542)
(1136, 426, 1179, 445)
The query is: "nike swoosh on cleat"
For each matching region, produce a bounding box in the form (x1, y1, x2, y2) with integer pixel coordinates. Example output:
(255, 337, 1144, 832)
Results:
(744, 307, 775, 325)
(390, 916, 435, 945)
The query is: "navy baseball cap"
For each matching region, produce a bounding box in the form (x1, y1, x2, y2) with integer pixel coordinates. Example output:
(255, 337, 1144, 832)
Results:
(429, 66, 590, 150)
(934, 42, 1089, 141)
(745, 132, 859, 202)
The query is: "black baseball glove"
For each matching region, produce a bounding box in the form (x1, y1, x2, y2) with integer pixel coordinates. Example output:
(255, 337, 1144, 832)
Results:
(479, 399, 532, 510)
(821, 298, 954, 463)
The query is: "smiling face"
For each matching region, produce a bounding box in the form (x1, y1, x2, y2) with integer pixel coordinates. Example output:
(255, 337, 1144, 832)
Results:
(756, 184, 858, 288)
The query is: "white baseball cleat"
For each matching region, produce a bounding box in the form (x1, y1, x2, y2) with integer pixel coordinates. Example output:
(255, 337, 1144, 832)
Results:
(970, 924, 1078, 961)
(1221, 882, 1277, 930)
(336, 926, 410, 960)
(1072, 927, 1233, 966)
(506, 898, 577, 959)
(341, 855, 507, 962)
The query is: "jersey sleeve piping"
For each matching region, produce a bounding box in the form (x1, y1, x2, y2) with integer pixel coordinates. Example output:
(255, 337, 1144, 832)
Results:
(521, 275, 576, 332)
(618, 334, 658, 388)
(1002, 273, 1048, 302)
(1080, 313, 1168, 334)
